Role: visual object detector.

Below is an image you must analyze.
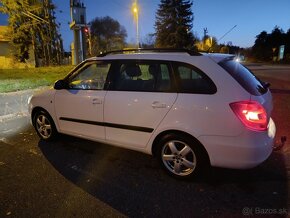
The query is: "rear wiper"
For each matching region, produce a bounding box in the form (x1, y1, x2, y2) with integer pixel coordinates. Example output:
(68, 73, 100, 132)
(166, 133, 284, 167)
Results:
(262, 81, 271, 89)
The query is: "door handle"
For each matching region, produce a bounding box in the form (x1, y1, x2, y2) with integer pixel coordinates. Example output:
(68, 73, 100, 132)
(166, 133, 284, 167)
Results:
(92, 98, 102, 104)
(152, 101, 166, 109)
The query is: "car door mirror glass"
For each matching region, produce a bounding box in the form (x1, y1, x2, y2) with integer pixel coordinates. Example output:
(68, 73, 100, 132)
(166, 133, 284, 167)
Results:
(54, 80, 68, 90)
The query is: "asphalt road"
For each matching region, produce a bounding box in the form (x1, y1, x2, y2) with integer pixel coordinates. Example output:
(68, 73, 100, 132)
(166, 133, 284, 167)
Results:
(246, 63, 290, 92)
(0, 120, 289, 218)
(0, 64, 290, 217)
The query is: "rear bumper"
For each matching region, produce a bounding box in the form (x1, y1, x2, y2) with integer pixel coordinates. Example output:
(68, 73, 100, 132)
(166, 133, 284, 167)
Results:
(199, 118, 276, 169)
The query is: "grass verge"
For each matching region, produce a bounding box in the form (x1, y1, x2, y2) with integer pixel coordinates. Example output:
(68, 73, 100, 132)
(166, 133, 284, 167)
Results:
(0, 66, 74, 93)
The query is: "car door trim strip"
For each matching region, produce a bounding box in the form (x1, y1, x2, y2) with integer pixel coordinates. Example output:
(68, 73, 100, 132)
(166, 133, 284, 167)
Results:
(59, 117, 154, 133)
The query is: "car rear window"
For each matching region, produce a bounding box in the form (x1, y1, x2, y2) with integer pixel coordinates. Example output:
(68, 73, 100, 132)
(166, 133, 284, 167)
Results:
(219, 60, 267, 96)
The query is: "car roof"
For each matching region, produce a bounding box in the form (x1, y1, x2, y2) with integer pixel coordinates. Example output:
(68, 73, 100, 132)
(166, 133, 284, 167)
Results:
(85, 50, 235, 63)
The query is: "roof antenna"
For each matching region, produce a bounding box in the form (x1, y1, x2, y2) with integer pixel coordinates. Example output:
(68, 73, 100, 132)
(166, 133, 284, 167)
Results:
(207, 25, 237, 53)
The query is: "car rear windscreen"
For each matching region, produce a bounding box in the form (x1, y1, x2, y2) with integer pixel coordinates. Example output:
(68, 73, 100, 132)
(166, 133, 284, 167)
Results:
(219, 60, 267, 96)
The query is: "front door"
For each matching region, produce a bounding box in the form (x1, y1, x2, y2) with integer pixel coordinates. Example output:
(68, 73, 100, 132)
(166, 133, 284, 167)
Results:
(54, 61, 111, 140)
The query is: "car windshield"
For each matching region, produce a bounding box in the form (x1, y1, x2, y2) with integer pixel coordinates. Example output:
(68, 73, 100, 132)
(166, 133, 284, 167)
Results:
(219, 60, 268, 96)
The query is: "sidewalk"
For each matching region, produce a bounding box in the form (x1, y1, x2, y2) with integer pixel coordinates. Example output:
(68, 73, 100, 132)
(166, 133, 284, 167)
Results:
(0, 87, 48, 122)
(0, 88, 49, 140)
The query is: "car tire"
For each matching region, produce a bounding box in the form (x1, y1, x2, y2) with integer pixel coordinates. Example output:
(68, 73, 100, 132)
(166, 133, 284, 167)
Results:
(33, 110, 58, 141)
(156, 133, 209, 180)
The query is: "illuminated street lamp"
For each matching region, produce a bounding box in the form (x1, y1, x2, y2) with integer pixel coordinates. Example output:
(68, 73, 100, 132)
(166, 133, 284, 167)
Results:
(132, 1, 139, 47)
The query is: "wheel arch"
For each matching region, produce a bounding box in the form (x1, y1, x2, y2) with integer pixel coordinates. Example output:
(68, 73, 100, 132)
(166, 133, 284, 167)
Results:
(151, 130, 210, 164)
(31, 107, 56, 128)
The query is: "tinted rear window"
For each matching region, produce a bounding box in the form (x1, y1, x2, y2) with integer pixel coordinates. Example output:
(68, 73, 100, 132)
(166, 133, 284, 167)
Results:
(219, 60, 267, 96)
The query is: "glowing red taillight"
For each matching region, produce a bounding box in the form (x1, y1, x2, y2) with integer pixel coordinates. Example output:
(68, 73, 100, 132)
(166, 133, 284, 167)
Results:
(230, 101, 268, 131)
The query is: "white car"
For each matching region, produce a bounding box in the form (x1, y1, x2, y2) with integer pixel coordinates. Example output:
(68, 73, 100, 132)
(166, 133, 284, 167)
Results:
(29, 49, 276, 179)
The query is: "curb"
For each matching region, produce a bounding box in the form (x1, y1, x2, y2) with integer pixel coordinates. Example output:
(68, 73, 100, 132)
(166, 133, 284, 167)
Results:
(0, 86, 49, 97)
(0, 112, 29, 123)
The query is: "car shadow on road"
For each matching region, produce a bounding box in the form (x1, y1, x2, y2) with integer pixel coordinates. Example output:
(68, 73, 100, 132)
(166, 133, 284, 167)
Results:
(38, 135, 288, 217)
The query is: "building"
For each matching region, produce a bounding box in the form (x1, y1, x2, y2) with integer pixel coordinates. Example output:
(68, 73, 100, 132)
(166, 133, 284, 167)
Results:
(0, 25, 35, 68)
(0, 25, 13, 68)
(0, 13, 35, 68)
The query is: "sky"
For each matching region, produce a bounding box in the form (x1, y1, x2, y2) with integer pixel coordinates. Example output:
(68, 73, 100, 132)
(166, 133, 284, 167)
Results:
(1, 0, 290, 51)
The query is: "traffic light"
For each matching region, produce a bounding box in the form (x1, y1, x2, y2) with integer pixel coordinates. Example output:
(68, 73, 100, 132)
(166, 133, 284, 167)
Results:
(83, 26, 89, 38)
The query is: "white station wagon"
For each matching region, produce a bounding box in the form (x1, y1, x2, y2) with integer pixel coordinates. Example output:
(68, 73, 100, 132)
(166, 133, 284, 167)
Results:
(29, 49, 276, 179)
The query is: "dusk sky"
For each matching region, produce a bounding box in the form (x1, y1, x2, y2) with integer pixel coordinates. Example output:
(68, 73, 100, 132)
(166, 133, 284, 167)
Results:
(2, 0, 290, 51)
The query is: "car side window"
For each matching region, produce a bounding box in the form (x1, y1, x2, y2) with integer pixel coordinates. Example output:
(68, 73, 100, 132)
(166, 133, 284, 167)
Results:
(68, 62, 110, 90)
(175, 63, 217, 94)
(109, 61, 173, 92)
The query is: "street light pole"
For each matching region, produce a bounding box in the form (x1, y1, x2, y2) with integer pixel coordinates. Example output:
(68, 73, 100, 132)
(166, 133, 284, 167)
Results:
(136, 8, 139, 48)
(132, 2, 139, 48)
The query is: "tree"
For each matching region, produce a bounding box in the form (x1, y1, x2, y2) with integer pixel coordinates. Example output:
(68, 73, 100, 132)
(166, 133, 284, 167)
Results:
(0, 0, 63, 66)
(155, 0, 195, 49)
(252, 26, 289, 61)
(285, 29, 290, 59)
(89, 16, 127, 55)
(0, 0, 33, 62)
(252, 31, 270, 61)
(141, 33, 155, 48)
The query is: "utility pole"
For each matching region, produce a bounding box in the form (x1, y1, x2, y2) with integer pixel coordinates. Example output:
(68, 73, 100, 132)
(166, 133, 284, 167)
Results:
(70, 0, 87, 65)
(203, 28, 208, 39)
(203, 28, 208, 51)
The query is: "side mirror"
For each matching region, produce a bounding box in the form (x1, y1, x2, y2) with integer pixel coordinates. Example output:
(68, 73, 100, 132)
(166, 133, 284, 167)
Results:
(54, 80, 68, 90)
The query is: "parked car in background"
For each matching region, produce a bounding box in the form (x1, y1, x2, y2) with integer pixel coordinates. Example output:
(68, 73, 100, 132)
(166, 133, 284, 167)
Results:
(29, 49, 276, 179)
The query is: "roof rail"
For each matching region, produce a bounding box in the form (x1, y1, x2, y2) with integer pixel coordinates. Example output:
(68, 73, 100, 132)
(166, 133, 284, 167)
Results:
(97, 48, 201, 57)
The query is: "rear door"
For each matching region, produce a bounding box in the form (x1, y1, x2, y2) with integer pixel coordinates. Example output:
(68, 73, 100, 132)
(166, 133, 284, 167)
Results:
(104, 60, 177, 148)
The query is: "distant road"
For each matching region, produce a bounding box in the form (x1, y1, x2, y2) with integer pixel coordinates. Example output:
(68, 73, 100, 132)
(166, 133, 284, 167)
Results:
(245, 63, 290, 92)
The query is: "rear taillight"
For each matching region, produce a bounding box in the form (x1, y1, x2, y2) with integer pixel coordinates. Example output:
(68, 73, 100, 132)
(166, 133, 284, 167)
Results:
(230, 101, 268, 131)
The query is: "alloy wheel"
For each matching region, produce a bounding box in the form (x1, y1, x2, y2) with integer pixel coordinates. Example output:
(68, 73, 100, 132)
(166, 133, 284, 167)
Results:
(36, 114, 52, 139)
(161, 140, 197, 176)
